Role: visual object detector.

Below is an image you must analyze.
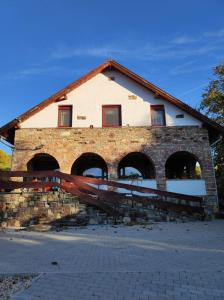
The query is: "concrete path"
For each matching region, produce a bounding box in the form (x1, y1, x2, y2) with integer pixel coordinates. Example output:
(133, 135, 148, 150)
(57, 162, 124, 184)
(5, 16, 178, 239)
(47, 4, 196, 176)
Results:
(0, 221, 224, 299)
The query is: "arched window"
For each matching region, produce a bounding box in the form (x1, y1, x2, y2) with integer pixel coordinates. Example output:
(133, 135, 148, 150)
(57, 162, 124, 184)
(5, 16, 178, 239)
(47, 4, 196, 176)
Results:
(71, 153, 108, 179)
(165, 151, 202, 179)
(118, 152, 155, 179)
(27, 153, 60, 171)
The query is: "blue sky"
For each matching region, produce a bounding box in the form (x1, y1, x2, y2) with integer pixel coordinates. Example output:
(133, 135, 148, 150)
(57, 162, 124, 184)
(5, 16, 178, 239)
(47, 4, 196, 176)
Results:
(0, 0, 224, 153)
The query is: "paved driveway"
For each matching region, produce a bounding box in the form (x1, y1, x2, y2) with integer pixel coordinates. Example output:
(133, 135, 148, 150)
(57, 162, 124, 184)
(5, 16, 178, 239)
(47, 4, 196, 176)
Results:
(0, 221, 224, 299)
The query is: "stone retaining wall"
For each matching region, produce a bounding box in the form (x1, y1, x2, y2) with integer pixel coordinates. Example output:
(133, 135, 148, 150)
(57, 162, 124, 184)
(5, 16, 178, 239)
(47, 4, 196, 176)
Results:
(0, 192, 81, 228)
(0, 191, 206, 229)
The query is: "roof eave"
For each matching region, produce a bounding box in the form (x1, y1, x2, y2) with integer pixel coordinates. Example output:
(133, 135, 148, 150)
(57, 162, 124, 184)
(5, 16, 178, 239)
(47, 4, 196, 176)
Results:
(0, 59, 223, 143)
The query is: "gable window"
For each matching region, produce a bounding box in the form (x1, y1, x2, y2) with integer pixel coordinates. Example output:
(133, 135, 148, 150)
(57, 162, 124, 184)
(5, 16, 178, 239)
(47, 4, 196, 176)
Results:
(58, 105, 72, 127)
(176, 114, 184, 118)
(102, 105, 121, 127)
(150, 105, 166, 126)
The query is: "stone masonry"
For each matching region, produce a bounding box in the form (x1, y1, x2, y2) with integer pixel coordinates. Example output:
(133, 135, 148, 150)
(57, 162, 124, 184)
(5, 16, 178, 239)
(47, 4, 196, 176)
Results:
(0, 190, 205, 229)
(0, 191, 82, 228)
(11, 126, 218, 209)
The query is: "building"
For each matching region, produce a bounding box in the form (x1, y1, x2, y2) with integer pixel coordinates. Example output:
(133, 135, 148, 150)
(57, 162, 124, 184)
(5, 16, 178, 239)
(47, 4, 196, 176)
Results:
(0, 60, 223, 210)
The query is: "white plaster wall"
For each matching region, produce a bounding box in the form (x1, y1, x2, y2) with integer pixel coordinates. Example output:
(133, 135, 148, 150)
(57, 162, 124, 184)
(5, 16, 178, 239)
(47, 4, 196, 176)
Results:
(89, 179, 157, 196)
(166, 180, 206, 196)
(85, 179, 206, 196)
(115, 179, 157, 196)
(21, 70, 202, 128)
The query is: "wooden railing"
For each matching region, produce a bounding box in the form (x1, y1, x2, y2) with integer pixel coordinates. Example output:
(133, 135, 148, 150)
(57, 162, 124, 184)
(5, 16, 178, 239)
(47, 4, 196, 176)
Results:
(0, 170, 204, 215)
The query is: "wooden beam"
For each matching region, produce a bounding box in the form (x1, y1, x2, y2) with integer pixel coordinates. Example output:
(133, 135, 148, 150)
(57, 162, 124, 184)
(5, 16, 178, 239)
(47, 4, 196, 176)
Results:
(154, 92, 160, 99)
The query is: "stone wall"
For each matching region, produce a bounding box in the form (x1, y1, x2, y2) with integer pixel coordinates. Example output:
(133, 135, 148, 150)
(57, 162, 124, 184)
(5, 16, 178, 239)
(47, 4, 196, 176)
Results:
(11, 126, 218, 208)
(0, 191, 207, 229)
(0, 192, 81, 228)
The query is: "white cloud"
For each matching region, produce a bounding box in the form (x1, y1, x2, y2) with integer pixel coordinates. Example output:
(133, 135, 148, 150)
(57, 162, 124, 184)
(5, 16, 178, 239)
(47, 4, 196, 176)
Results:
(49, 44, 215, 62)
(50, 28, 224, 62)
(4, 66, 59, 80)
(171, 36, 197, 45)
(203, 28, 224, 38)
(141, 44, 218, 60)
(3, 27, 224, 81)
(51, 45, 127, 60)
(177, 82, 208, 97)
(170, 61, 196, 75)
(3, 65, 83, 81)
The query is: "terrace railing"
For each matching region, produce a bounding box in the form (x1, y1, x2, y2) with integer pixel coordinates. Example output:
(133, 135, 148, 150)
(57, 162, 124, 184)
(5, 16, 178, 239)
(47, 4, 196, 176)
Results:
(0, 170, 204, 216)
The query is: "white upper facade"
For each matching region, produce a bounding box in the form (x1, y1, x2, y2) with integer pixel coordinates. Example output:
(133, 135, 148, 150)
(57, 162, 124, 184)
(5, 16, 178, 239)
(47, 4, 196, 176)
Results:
(21, 69, 202, 128)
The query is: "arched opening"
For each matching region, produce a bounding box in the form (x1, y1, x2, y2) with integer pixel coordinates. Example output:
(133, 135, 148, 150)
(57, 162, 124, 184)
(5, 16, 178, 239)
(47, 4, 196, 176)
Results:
(27, 153, 60, 171)
(118, 152, 155, 179)
(71, 153, 108, 179)
(165, 151, 202, 179)
(26, 153, 60, 191)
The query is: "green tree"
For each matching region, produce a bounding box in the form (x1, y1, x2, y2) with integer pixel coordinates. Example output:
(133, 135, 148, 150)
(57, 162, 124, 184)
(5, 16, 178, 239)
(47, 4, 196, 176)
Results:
(200, 64, 224, 200)
(0, 149, 11, 170)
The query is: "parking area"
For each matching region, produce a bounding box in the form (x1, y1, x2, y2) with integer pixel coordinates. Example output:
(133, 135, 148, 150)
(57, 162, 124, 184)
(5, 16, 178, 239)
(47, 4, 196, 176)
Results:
(0, 220, 224, 299)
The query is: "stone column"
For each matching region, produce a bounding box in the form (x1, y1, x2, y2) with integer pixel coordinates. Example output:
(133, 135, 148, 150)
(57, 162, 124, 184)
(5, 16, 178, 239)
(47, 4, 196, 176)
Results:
(108, 163, 118, 180)
(202, 149, 219, 211)
(155, 162, 166, 191)
(11, 150, 28, 171)
(60, 165, 72, 174)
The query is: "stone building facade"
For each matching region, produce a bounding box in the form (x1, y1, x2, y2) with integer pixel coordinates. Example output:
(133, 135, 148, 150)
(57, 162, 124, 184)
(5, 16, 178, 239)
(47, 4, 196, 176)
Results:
(12, 126, 217, 208)
(1, 60, 223, 211)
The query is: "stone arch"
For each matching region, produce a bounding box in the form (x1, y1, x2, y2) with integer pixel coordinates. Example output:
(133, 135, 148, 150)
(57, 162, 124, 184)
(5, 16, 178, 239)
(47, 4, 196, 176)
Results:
(27, 153, 60, 171)
(117, 152, 155, 179)
(165, 151, 202, 179)
(71, 152, 108, 179)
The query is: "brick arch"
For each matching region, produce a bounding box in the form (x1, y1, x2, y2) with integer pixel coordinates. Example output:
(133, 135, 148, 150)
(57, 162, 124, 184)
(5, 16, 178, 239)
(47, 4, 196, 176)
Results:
(56, 149, 111, 175)
(117, 151, 156, 179)
(26, 152, 60, 171)
(163, 148, 203, 166)
(70, 152, 108, 179)
(112, 148, 158, 165)
(12, 150, 62, 171)
(165, 151, 202, 180)
(141, 148, 161, 168)
(163, 148, 204, 179)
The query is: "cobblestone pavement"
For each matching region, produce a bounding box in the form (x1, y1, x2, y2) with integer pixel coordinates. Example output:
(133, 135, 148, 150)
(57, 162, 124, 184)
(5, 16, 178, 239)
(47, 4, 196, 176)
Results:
(12, 271, 224, 300)
(0, 221, 223, 299)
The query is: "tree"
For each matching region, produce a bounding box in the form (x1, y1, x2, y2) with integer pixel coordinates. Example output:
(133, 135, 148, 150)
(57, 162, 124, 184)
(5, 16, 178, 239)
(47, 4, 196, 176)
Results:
(199, 64, 224, 200)
(0, 150, 11, 171)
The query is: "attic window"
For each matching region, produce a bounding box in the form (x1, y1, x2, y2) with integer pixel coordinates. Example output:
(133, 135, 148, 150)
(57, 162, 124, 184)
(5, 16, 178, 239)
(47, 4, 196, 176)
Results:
(58, 105, 72, 127)
(176, 114, 184, 119)
(102, 105, 121, 127)
(151, 105, 166, 126)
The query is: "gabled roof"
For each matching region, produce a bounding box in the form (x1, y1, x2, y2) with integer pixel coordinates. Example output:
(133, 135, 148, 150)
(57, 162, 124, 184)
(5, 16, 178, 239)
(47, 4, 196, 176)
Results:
(0, 59, 223, 144)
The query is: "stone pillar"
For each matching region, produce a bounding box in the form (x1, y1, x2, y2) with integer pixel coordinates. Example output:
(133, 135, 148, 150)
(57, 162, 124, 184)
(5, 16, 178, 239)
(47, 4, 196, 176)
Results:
(202, 149, 219, 211)
(11, 149, 27, 185)
(155, 162, 166, 191)
(58, 154, 78, 175)
(11, 150, 28, 171)
(108, 163, 118, 180)
(60, 165, 72, 174)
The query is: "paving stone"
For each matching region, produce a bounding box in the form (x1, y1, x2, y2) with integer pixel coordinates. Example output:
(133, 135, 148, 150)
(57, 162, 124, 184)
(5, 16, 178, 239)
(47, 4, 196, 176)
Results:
(0, 221, 223, 299)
